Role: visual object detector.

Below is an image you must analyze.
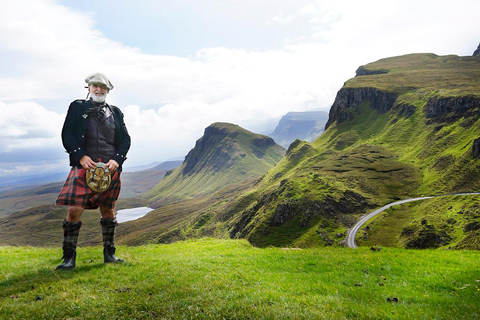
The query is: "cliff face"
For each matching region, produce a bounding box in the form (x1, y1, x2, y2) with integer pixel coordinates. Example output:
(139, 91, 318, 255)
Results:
(326, 88, 480, 130)
(325, 87, 397, 129)
(423, 96, 480, 120)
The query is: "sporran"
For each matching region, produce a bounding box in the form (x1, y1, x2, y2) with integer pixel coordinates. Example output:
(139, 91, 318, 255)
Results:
(86, 162, 111, 193)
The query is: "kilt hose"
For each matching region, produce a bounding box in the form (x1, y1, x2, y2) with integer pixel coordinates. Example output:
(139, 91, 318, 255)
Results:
(56, 167, 121, 210)
(100, 217, 124, 263)
(56, 220, 82, 270)
(62, 220, 82, 250)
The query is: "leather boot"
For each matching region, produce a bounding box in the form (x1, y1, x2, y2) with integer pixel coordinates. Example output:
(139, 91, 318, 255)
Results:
(100, 218, 124, 263)
(56, 248, 76, 270)
(56, 220, 82, 270)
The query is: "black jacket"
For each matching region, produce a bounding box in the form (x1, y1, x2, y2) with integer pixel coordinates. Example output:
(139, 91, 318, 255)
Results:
(61, 99, 131, 167)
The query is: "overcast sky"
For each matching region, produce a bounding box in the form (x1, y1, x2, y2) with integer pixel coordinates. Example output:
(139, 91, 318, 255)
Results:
(1, 0, 479, 179)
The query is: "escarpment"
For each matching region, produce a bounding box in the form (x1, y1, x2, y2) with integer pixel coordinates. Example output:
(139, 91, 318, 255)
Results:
(424, 96, 480, 120)
(325, 87, 397, 129)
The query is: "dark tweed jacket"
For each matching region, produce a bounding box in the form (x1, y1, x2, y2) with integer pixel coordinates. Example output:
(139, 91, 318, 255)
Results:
(61, 99, 131, 168)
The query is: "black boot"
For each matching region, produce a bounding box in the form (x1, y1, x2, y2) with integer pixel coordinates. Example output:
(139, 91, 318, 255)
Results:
(56, 220, 82, 270)
(100, 218, 124, 263)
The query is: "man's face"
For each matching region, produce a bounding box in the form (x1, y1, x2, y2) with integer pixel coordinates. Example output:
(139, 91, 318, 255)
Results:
(89, 83, 109, 102)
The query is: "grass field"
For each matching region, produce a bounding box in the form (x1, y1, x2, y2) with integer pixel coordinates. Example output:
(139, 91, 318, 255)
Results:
(1, 238, 479, 319)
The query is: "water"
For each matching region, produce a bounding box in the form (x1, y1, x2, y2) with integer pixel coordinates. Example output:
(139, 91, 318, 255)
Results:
(116, 207, 154, 223)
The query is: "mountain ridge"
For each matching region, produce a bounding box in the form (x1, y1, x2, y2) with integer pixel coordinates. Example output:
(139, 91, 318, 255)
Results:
(144, 122, 286, 207)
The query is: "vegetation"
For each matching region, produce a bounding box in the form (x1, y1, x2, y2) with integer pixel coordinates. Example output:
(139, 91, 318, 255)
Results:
(1, 239, 479, 319)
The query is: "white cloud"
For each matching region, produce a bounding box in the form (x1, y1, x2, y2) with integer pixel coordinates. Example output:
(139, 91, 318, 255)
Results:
(0, 100, 64, 151)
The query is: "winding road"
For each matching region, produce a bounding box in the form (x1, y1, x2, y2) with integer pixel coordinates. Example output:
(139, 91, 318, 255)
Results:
(346, 193, 480, 249)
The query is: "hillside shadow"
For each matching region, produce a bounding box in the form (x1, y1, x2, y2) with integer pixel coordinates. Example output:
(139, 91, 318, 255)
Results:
(0, 262, 105, 298)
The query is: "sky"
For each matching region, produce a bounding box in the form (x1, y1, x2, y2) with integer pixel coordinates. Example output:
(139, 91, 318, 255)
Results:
(1, 0, 479, 180)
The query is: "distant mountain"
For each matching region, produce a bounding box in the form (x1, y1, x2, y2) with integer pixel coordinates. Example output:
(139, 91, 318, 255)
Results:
(144, 122, 286, 207)
(123, 160, 182, 172)
(122, 162, 162, 172)
(151, 160, 183, 171)
(0, 171, 69, 193)
(270, 111, 329, 148)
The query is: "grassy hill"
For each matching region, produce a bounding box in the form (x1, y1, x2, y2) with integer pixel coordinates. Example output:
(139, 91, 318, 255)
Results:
(1, 239, 479, 319)
(144, 122, 285, 207)
(217, 53, 480, 249)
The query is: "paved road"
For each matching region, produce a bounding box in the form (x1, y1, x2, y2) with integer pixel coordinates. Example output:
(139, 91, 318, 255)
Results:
(346, 193, 480, 249)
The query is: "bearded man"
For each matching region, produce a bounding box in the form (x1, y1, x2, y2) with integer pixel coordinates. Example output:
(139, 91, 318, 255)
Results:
(55, 73, 131, 270)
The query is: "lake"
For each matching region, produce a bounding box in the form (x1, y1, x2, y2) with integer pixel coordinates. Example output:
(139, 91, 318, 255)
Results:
(116, 207, 154, 223)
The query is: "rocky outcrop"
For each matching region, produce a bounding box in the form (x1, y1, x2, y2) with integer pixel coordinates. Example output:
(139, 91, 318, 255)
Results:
(472, 138, 480, 158)
(423, 96, 480, 119)
(402, 221, 451, 249)
(325, 88, 398, 129)
(252, 136, 276, 147)
(270, 190, 369, 228)
(473, 42, 480, 56)
(355, 66, 389, 76)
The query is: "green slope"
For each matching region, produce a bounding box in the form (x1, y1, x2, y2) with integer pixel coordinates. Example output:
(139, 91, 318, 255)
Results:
(144, 122, 285, 207)
(225, 53, 480, 249)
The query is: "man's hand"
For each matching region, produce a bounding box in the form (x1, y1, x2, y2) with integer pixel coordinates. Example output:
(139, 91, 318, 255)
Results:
(105, 159, 119, 172)
(80, 155, 96, 169)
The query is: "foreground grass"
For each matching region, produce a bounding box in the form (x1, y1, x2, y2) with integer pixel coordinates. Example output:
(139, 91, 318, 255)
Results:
(0, 239, 479, 319)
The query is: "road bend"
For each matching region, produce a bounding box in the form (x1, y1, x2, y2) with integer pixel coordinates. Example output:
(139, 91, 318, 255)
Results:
(346, 193, 480, 249)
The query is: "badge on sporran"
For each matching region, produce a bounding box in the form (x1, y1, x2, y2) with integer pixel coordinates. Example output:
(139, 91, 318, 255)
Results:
(86, 162, 111, 193)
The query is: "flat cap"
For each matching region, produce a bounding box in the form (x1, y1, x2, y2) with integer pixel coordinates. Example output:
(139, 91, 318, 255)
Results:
(85, 72, 114, 90)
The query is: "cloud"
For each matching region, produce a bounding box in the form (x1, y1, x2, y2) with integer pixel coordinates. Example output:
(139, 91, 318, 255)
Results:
(0, 100, 64, 151)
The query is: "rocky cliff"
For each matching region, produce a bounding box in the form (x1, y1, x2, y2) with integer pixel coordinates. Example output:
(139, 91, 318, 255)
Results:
(325, 88, 398, 129)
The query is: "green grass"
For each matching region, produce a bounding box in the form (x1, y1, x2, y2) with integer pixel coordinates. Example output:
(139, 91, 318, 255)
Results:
(1, 238, 479, 319)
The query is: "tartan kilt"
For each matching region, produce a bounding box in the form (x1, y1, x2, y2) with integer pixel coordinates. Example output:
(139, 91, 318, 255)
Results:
(56, 167, 121, 209)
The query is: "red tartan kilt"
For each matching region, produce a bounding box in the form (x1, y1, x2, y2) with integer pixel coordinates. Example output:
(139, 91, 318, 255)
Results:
(56, 167, 121, 209)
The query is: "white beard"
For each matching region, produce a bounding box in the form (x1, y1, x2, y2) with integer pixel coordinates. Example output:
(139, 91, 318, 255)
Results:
(90, 91, 107, 103)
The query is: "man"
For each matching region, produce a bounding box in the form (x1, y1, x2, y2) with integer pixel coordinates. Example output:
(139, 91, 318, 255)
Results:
(55, 73, 131, 270)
